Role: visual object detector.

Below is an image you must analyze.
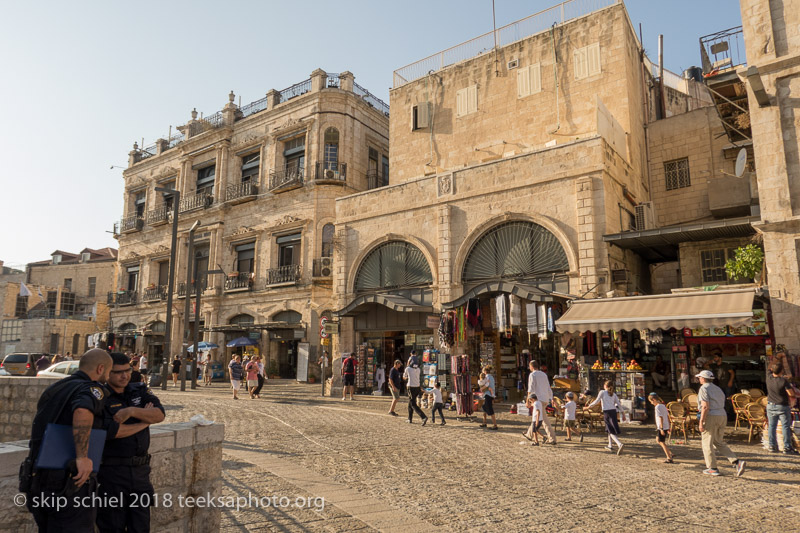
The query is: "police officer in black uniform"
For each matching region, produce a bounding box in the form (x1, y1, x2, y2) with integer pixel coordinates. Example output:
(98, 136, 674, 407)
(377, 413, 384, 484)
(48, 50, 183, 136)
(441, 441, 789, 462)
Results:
(24, 348, 149, 532)
(96, 352, 165, 533)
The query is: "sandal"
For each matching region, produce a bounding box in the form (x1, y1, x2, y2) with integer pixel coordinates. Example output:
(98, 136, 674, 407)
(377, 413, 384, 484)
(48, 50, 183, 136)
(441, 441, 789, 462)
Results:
(664, 459, 674, 464)
(479, 424, 487, 428)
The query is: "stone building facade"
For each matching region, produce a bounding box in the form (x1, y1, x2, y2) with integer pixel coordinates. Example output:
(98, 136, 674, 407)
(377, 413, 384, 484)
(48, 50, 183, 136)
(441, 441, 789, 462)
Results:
(111, 70, 389, 379)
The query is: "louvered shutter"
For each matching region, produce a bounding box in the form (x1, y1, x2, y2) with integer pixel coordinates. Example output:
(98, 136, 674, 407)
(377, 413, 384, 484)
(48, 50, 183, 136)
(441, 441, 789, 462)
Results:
(530, 63, 541, 94)
(467, 85, 478, 114)
(517, 67, 531, 98)
(587, 43, 601, 76)
(574, 48, 588, 80)
(456, 88, 467, 117)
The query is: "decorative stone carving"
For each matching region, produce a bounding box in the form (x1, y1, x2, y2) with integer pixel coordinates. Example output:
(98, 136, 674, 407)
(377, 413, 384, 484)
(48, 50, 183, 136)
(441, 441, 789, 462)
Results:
(437, 173, 454, 197)
(276, 215, 300, 226)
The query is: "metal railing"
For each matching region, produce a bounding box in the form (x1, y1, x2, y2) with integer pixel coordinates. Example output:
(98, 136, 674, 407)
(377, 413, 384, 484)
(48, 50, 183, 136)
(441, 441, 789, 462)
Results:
(142, 285, 167, 302)
(393, 0, 618, 87)
(353, 82, 390, 116)
(178, 278, 209, 297)
(366, 169, 389, 190)
(279, 78, 312, 103)
(224, 272, 254, 291)
(119, 214, 144, 232)
(312, 258, 333, 277)
(225, 180, 259, 202)
(179, 188, 214, 212)
(108, 290, 138, 306)
(269, 166, 304, 192)
(240, 96, 269, 118)
(326, 73, 341, 88)
(700, 26, 746, 76)
(167, 131, 185, 150)
(140, 143, 158, 160)
(26, 309, 93, 321)
(146, 204, 172, 225)
(315, 162, 347, 182)
(267, 264, 301, 285)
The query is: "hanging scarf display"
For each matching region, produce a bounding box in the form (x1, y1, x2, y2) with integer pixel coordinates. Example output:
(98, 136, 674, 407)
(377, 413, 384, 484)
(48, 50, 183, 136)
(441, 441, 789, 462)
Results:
(537, 304, 547, 339)
(466, 298, 481, 328)
(509, 295, 521, 327)
(451, 354, 473, 415)
(495, 295, 507, 334)
(547, 305, 554, 333)
(525, 302, 537, 342)
(457, 306, 466, 344)
(438, 313, 450, 349)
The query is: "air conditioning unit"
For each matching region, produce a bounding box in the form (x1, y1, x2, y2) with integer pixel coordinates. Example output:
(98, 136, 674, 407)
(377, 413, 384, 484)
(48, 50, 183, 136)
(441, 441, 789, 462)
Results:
(634, 202, 655, 231)
(324, 169, 339, 180)
(319, 257, 332, 277)
(611, 269, 630, 283)
(507, 59, 520, 70)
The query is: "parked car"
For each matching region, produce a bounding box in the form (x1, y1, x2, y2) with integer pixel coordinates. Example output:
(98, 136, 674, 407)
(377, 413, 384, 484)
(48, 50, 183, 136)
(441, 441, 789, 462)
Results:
(0, 353, 46, 376)
(37, 360, 80, 379)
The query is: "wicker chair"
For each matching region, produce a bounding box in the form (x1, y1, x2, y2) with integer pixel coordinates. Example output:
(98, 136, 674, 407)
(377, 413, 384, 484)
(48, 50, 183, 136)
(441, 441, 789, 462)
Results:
(667, 401, 690, 442)
(680, 388, 695, 401)
(551, 396, 565, 429)
(745, 403, 767, 443)
(684, 393, 699, 435)
(749, 388, 765, 400)
(582, 402, 603, 433)
(757, 396, 768, 408)
(731, 393, 752, 431)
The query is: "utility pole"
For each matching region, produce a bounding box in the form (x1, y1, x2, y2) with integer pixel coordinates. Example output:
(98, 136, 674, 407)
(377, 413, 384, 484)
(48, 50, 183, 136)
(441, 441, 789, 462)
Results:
(154, 187, 180, 390)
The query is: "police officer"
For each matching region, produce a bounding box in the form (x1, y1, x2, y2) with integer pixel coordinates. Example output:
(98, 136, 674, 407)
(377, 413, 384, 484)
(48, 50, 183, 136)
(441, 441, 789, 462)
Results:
(96, 352, 165, 533)
(25, 348, 148, 532)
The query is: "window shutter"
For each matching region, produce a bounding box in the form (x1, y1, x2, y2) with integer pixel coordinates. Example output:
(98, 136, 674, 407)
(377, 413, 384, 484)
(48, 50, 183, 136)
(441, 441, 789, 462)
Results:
(517, 67, 531, 98)
(530, 62, 541, 94)
(417, 102, 430, 128)
(456, 88, 467, 117)
(467, 85, 478, 114)
(587, 43, 601, 76)
(574, 48, 588, 80)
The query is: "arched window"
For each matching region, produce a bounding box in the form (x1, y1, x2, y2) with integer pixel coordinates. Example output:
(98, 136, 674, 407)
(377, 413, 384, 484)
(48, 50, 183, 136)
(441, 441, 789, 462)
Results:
(462, 221, 569, 282)
(323, 128, 339, 171)
(149, 321, 166, 334)
(229, 314, 255, 327)
(354, 241, 432, 292)
(321, 223, 335, 258)
(273, 310, 302, 324)
(118, 323, 137, 332)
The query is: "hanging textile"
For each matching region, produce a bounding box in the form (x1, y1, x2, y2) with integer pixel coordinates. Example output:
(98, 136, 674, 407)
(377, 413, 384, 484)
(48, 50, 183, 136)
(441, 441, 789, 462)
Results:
(466, 298, 481, 328)
(495, 295, 507, 333)
(438, 313, 450, 349)
(547, 306, 555, 333)
(525, 302, 537, 342)
(537, 304, 547, 339)
(451, 354, 473, 415)
(457, 307, 466, 344)
(509, 295, 521, 327)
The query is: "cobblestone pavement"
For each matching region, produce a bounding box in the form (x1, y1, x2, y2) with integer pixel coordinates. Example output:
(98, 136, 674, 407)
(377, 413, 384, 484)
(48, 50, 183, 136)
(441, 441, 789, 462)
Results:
(156, 380, 800, 532)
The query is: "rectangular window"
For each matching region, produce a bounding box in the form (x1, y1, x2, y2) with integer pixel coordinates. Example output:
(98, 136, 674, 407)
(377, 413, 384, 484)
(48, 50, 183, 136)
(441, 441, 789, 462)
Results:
(87, 277, 96, 297)
(15, 295, 28, 318)
(283, 137, 305, 176)
(700, 249, 730, 283)
(412, 102, 430, 130)
(49, 333, 59, 354)
(134, 191, 146, 218)
(241, 153, 260, 183)
(161, 179, 177, 211)
(574, 43, 601, 80)
(277, 233, 301, 267)
(517, 63, 542, 98)
(1, 320, 22, 342)
(193, 246, 209, 282)
(456, 86, 478, 117)
(126, 265, 140, 291)
(665, 158, 691, 190)
(60, 292, 75, 315)
(46, 291, 58, 311)
(63, 278, 72, 291)
(158, 261, 170, 286)
(381, 155, 389, 187)
(196, 166, 215, 194)
(235, 242, 255, 273)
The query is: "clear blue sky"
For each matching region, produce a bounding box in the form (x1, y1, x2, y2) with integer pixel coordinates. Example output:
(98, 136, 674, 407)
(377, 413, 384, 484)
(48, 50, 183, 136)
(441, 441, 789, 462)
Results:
(0, 0, 742, 269)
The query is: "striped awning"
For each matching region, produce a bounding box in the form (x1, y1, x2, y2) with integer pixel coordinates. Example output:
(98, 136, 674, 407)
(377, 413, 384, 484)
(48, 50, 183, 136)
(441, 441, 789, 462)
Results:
(556, 288, 756, 333)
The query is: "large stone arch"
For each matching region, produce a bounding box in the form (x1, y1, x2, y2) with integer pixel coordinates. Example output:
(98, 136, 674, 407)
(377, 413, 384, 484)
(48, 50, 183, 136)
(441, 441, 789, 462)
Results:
(346, 234, 438, 294)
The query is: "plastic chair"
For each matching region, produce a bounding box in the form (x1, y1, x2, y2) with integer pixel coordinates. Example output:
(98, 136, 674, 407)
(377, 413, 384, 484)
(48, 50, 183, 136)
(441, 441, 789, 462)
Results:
(667, 401, 690, 442)
(744, 403, 767, 443)
(731, 393, 752, 431)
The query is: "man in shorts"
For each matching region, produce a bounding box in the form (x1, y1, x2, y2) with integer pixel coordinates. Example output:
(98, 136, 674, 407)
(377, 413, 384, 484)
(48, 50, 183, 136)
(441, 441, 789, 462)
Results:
(341, 352, 357, 400)
(387, 360, 403, 416)
(229, 355, 243, 400)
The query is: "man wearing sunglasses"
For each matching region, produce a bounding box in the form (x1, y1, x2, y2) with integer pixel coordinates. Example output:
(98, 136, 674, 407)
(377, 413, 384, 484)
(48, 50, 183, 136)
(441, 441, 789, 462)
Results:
(96, 352, 165, 532)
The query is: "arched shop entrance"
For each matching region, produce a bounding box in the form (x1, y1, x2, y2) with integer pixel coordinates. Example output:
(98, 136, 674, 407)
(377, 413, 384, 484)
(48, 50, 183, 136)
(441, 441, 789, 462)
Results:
(443, 221, 572, 403)
(116, 323, 138, 352)
(270, 310, 303, 378)
(144, 321, 166, 362)
(338, 240, 435, 394)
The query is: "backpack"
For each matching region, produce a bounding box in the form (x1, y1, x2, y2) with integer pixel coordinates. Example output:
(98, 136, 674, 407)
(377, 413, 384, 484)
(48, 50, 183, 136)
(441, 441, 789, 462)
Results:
(343, 357, 355, 374)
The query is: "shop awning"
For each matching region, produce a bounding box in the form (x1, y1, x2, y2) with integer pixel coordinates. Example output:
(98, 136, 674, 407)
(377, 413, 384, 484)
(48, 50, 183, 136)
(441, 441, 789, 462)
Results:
(336, 293, 433, 317)
(555, 288, 756, 333)
(443, 280, 556, 309)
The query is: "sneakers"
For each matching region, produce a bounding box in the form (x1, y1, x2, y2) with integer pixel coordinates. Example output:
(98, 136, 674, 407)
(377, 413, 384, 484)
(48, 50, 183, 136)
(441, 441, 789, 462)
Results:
(489, 426, 498, 431)
(735, 460, 746, 477)
(616, 444, 624, 455)
(703, 468, 721, 476)
(783, 448, 800, 455)
(406, 419, 412, 424)
(388, 411, 398, 416)
(605, 445, 614, 452)
(441, 421, 446, 426)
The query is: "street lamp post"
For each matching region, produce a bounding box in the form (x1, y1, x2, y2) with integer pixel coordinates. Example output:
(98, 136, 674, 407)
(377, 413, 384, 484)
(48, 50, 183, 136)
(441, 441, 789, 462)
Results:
(181, 221, 200, 392)
(154, 186, 179, 390)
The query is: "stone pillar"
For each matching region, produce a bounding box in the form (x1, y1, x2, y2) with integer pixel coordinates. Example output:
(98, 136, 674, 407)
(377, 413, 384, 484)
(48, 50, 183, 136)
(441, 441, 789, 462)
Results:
(576, 176, 606, 298)
(266, 89, 280, 110)
(222, 91, 237, 127)
(340, 71, 354, 93)
(185, 108, 199, 139)
(437, 204, 453, 305)
(128, 143, 141, 167)
(310, 68, 327, 93)
(179, 158, 192, 196)
(216, 142, 230, 204)
(156, 139, 169, 155)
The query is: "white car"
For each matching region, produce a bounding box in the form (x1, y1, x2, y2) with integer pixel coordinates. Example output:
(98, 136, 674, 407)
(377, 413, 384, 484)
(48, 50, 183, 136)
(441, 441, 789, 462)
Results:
(37, 361, 79, 379)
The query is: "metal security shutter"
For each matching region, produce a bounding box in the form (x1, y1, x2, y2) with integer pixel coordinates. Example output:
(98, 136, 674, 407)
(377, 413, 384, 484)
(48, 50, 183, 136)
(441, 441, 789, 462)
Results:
(462, 222, 569, 282)
(354, 241, 432, 291)
(273, 310, 302, 323)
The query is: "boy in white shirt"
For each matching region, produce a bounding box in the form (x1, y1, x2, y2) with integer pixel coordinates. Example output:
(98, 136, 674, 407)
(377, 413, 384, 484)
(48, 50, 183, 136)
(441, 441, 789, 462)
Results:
(528, 394, 544, 446)
(563, 392, 584, 442)
(649, 392, 674, 463)
(430, 381, 446, 425)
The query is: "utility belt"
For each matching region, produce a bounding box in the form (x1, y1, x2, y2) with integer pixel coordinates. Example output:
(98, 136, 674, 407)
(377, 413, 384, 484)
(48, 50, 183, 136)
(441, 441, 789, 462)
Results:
(102, 454, 151, 466)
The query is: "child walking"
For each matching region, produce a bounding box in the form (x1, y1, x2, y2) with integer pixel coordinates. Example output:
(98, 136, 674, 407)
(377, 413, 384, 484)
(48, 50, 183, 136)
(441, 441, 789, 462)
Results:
(431, 382, 446, 425)
(528, 394, 544, 445)
(563, 392, 584, 442)
(649, 392, 674, 463)
(587, 380, 625, 454)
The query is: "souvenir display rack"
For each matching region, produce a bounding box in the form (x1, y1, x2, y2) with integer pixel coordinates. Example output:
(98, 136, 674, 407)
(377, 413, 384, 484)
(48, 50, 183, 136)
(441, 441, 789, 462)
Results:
(451, 354, 474, 417)
(422, 349, 439, 390)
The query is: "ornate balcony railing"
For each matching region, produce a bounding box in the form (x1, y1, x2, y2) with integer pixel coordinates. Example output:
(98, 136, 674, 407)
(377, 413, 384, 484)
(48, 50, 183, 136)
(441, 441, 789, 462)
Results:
(269, 167, 304, 192)
(179, 188, 214, 213)
(140, 143, 158, 160)
(279, 78, 311, 103)
(240, 96, 269, 118)
(177, 278, 209, 297)
(315, 162, 347, 183)
(366, 169, 389, 190)
(108, 290, 138, 306)
(225, 180, 259, 202)
(119, 214, 144, 233)
(142, 285, 167, 302)
(224, 272, 254, 291)
(326, 73, 341, 88)
(146, 204, 172, 225)
(353, 82, 390, 116)
(267, 264, 301, 285)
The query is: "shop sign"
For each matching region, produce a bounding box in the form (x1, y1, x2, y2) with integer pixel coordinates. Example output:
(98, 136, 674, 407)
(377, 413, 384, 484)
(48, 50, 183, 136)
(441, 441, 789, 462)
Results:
(323, 322, 339, 335)
(293, 329, 305, 339)
(322, 337, 330, 346)
(248, 331, 260, 340)
(405, 333, 416, 344)
(426, 315, 439, 328)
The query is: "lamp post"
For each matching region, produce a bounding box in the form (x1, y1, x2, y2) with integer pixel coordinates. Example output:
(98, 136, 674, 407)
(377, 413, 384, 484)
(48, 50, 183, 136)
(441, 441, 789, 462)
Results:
(154, 186, 179, 390)
(180, 220, 200, 392)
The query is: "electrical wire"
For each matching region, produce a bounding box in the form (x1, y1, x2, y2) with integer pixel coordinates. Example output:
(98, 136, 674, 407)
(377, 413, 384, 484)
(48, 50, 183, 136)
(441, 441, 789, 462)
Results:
(549, 24, 561, 135)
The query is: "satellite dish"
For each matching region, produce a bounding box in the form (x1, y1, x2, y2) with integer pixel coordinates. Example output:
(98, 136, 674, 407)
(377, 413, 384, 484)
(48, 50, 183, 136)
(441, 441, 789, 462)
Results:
(735, 148, 747, 177)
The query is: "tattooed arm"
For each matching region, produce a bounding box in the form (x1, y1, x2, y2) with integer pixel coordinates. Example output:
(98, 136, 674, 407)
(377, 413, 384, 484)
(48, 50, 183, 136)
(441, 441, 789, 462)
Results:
(72, 408, 94, 486)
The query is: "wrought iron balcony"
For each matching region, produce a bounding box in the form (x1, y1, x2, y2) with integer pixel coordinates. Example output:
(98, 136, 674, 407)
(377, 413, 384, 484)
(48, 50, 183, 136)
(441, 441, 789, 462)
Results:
(146, 204, 172, 225)
(179, 188, 214, 213)
(225, 180, 259, 203)
(224, 272, 254, 292)
(366, 169, 389, 190)
(315, 162, 347, 184)
(267, 264, 301, 285)
(108, 290, 137, 306)
(269, 167, 304, 193)
(354, 81, 390, 116)
(177, 278, 209, 297)
(278, 78, 311, 103)
(142, 285, 167, 302)
(119, 214, 144, 233)
(700, 26, 745, 77)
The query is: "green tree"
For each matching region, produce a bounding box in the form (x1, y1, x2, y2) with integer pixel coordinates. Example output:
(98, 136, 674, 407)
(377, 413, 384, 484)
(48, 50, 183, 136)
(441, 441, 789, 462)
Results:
(725, 244, 764, 284)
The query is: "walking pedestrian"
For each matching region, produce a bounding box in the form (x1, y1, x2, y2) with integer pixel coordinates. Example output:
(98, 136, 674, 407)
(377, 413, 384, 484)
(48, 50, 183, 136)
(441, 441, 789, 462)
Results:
(563, 391, 583, 442)
(245, 357, 259, 399)
(528, 394, 544, 445)
(229, 355, 243, 400)
(202, 353, 212, 386)
(648, 393, 674, 463)
(171, 356, 181, 386)
(253, 355, 266, 398)
(404, 357, 428, 425)
(587, 380, 624, 454)
(139, 353, 147, 373)
(35, 354, 51, 371)
(387, 360, 402, 416)
(765, 357, 798, 454)
(431, 381, 446, 425)
(479, 364, 498, 430)
(696, 369, 745, 476)
(523, 361, 556, 443)
(341, 352, 357, 400)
